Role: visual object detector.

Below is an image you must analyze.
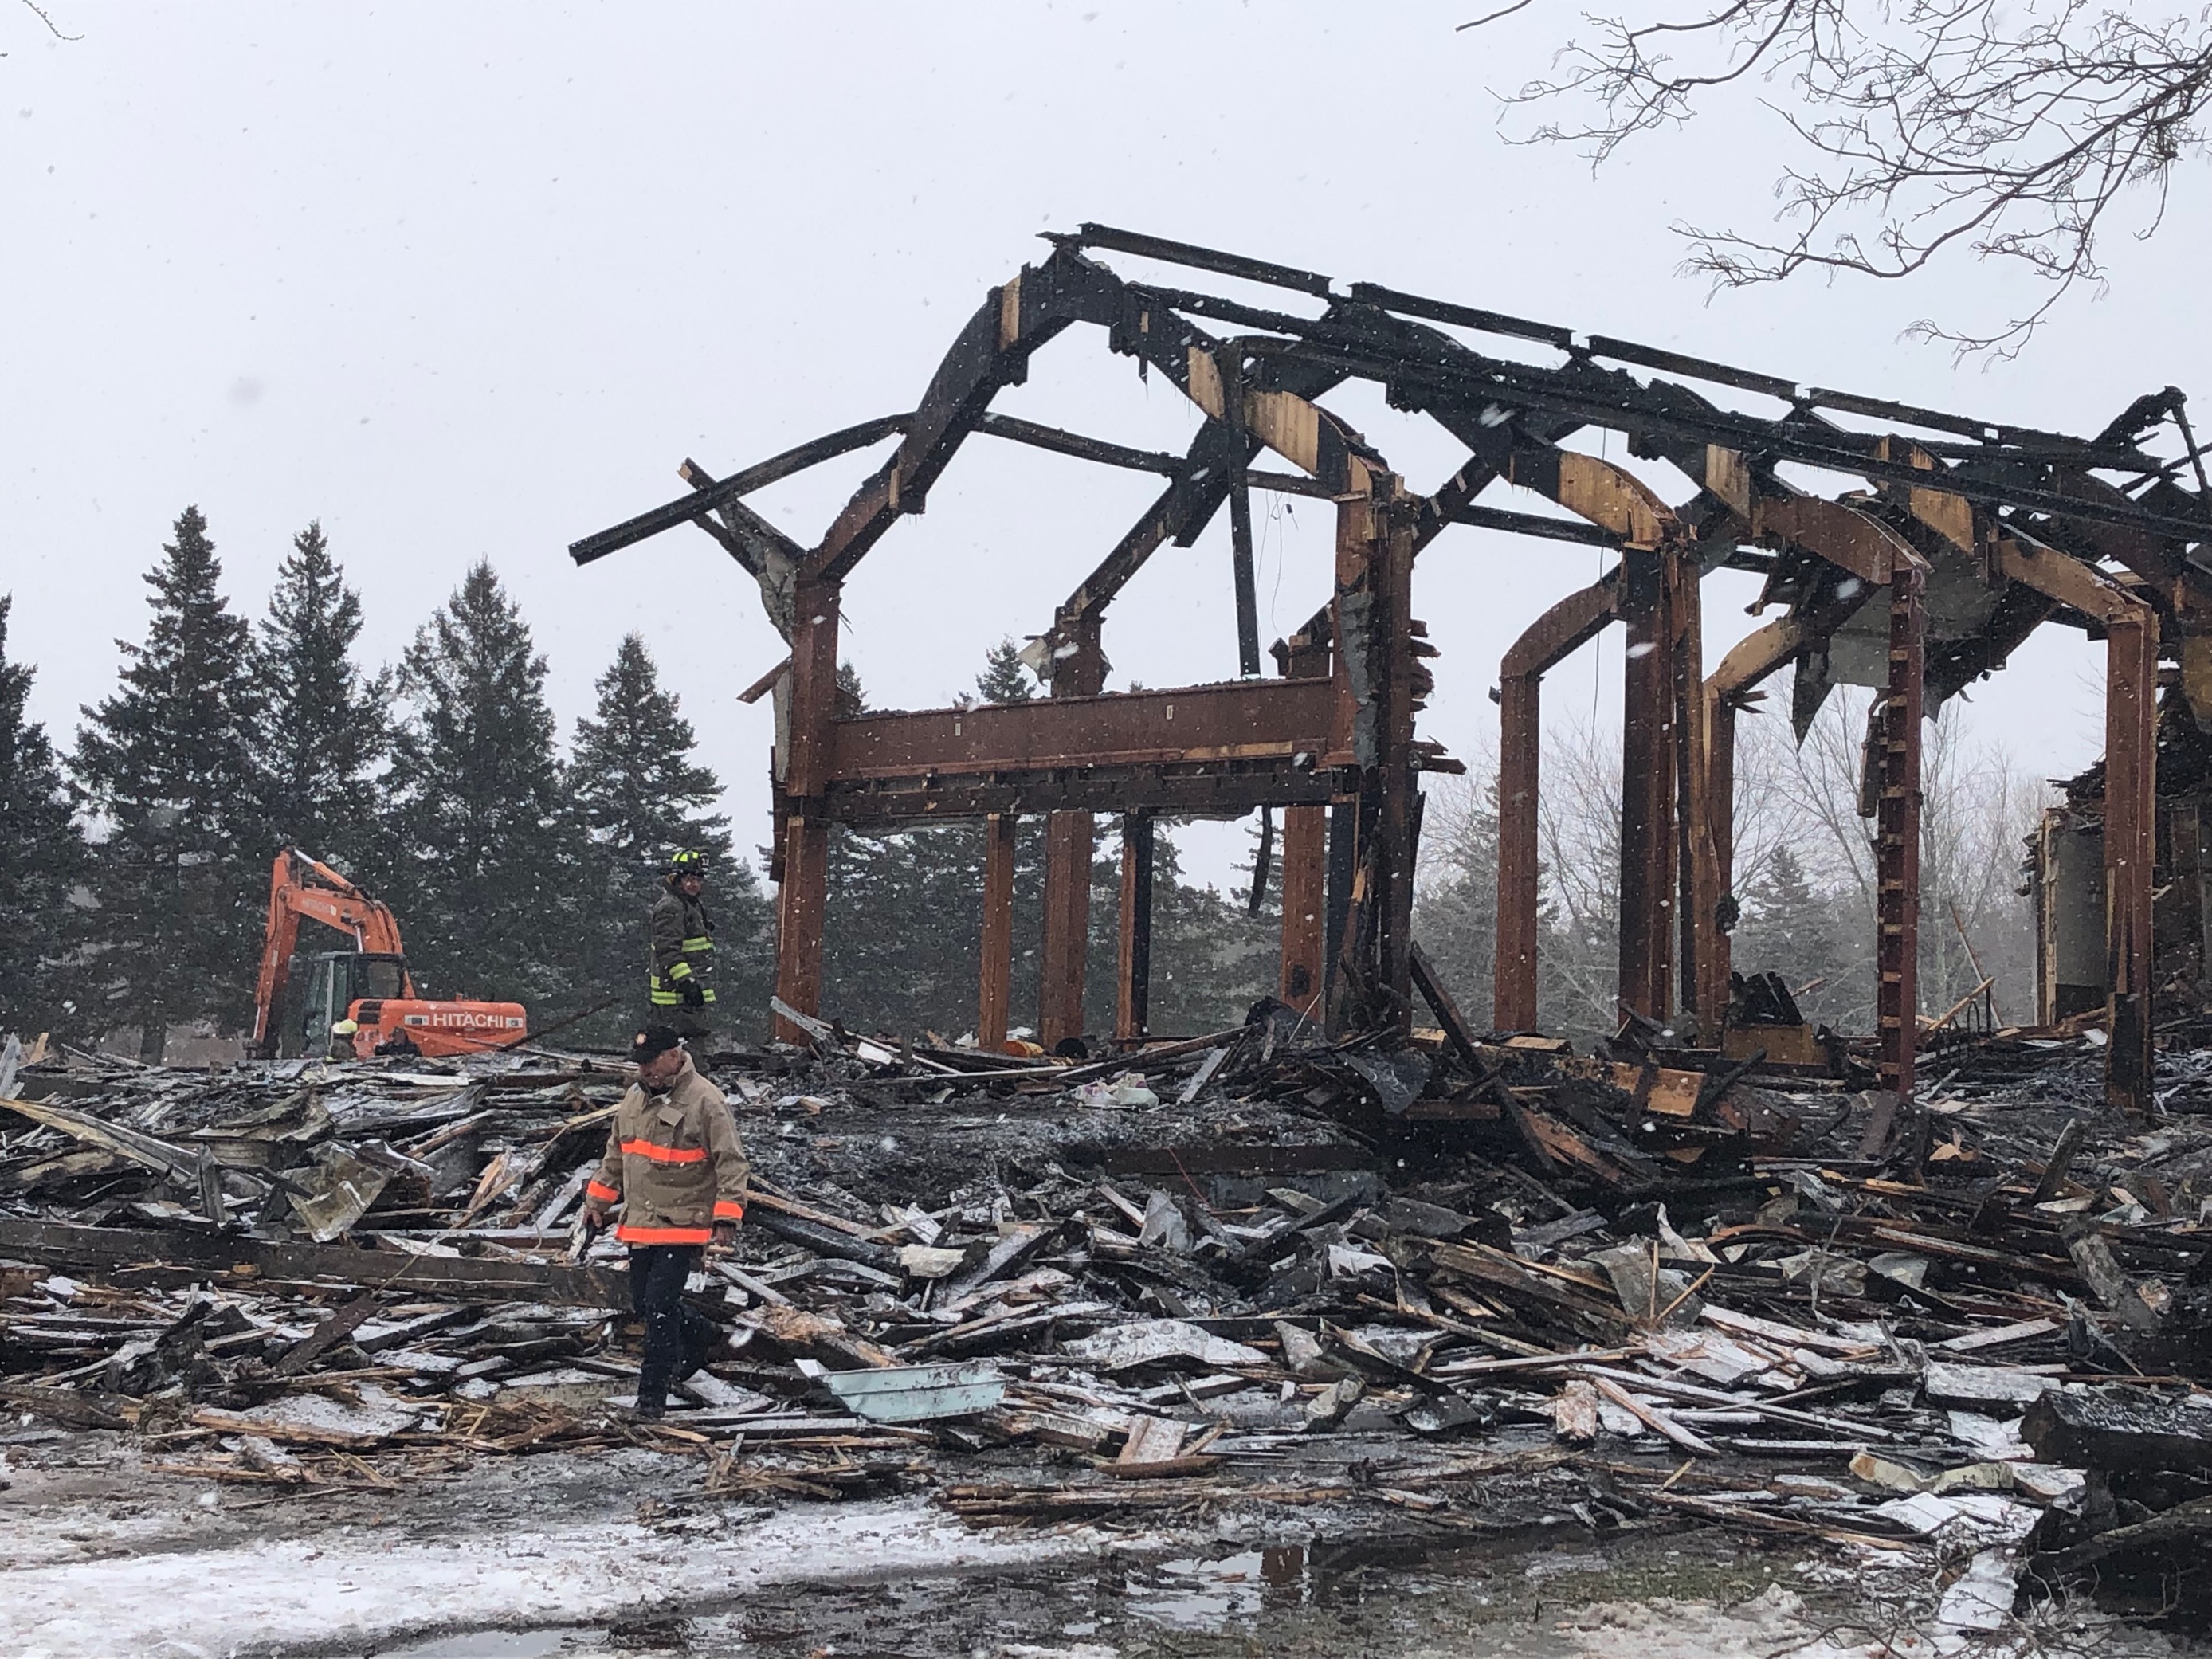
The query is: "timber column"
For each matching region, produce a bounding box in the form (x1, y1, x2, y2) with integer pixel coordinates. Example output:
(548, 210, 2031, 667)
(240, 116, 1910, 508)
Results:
(1329, 484, 1420, 1033)
(1276, 628, 1332, 1024)
(1617, 545, 1679, 1024)
(1495, 668, 1541, 1030)
(1039, 616, 1105, 1049)
(1875, 561, 1927, 1097)
(1115, 811, 1155, 1045)
(1672, 552, 1712, 1035)
(977, 812, 1018, 1049)
(773, 578, 841, 1043)
(2104, 606, 2159, 1114)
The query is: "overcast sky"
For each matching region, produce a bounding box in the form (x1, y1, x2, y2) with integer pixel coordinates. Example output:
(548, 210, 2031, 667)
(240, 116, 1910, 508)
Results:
(7, 2, 2206, 892)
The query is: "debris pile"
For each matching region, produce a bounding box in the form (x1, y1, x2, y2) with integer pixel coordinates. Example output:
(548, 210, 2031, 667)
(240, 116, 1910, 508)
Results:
(6, 1013, 2212, 1618)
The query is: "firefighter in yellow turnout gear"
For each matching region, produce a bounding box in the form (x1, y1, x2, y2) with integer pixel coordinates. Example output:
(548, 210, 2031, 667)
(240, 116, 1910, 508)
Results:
(648, 849, 716, 1063)
(582, 1026, 749, 1421)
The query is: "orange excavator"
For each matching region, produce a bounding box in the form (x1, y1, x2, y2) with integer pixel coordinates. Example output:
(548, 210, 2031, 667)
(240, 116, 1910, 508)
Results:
(248, 847, 528, 1059)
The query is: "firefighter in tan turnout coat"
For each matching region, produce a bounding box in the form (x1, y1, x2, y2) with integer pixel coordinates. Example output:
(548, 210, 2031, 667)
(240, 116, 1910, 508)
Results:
(582, 1026, 749, 1420)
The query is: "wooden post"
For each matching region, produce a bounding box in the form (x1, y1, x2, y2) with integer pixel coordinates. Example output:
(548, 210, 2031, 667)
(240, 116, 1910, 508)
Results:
(2104, 610, 2159, 1114)
(1039, 617, 1104, 1050)
(772, 578, 841, 1043)
(1329, 487, 1419, 1033)
(1876, 562, 1926, 1098)
(1115, 811, 1155, 1044)
(1279, 806, 1327, 1020)
(1696, 688, 1739, 1030)
(977, 812, 1017, 1049)
(1672, 553, 1711, 1034)
(1496, 669, 1541, 1030)
(1618, 547, 1677, 1023)
(1492, 579, 1618, 1033)
(1274, 626, 1331, 1023)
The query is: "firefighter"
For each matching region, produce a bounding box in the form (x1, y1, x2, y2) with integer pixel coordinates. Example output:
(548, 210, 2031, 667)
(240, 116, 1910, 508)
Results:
(649, 849, 716, 1065)
(580, 1025, 748, 1421)
(327, 1018, 359, 1060)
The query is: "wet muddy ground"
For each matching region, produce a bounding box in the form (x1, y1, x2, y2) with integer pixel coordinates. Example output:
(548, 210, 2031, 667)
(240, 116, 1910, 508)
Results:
(2, 1427, 2196, 1659)
(370, 1534, 1837, 1659)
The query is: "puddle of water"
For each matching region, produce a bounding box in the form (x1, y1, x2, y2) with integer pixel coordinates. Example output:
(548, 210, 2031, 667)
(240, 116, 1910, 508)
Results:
(1127, 1538, 1516, 1631)
(375, 1630, 598, 1659)
(1126, 1549, 1271, 1630)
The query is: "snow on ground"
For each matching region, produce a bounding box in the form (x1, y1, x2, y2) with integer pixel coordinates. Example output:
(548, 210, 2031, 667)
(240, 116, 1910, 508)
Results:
(2, 1496, 1143, 1658)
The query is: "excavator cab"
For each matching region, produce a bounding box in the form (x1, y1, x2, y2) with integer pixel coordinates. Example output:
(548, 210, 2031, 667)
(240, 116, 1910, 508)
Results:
(295, 952, 410, 1057)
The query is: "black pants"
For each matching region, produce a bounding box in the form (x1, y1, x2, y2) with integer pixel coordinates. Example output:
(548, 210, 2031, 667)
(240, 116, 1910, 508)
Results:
(627, 1244, 720, 1409)
(652, 1001, 714, 1069)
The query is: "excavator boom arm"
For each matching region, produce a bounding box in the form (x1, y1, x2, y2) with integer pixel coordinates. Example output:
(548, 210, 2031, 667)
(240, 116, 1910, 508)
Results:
(249, 848, 412, 1053)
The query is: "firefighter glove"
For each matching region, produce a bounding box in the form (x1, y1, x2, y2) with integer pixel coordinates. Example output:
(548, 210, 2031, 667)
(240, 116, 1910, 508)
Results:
(680, 979, 707, 1009)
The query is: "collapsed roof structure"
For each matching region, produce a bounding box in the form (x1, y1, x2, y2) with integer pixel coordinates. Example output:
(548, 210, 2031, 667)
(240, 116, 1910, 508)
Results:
(573, 226, 2212, 1116)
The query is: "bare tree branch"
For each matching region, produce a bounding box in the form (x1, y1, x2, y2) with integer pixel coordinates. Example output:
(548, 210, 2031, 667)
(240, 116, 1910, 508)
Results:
(15, 0, 81, 42)
(1469, 2, 2212, 354)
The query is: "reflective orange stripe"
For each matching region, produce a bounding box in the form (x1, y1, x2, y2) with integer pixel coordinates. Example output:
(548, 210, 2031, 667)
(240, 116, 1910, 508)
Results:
(585, 1180, 620, 1204)
(616, 1223, 712, 1245)
(712, 1200, 745, 1221)
(620, 1139, 707, 1164)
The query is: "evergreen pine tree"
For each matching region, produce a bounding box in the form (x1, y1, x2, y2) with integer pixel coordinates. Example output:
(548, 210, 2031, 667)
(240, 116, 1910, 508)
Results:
(383, 561, 575, 1010)
(1734, 844, 1857, 1024)
(0, 597, 94, 1041)
(570, 633, 771, 1040)
(72, 508, 266, 1058)
(976, 639, 1035, 705)
(1413, 778, 1504, 1028)
(253, 520, 389, 870)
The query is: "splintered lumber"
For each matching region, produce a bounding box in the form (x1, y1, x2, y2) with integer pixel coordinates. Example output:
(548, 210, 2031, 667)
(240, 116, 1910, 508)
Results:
(270, 1289, 380, 1378)
(1116, 1414, 1189, 1466)
(0, 1219, 626, 1307)
(1428, 1239, 1628, 1328)
(939, 1222, 1056, 1301)
(1643, 1490, 1911, 1551)
(2032, 1119, 2088, 1203)
(0, 1096, 202, 1182)
(1576, 1364, 1890, 1440)
(1590, 1376, 1718, 1456)
(747, 1303, 897, 1369)
(1936, 1318, 2062, 1352)
(1551, 1378, 1599, 1443)
(2066, 1231, 2161, 1331)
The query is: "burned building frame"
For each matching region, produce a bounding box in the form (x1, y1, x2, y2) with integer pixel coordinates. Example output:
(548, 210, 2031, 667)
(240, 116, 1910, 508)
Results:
(575, 226, 2212, 1115)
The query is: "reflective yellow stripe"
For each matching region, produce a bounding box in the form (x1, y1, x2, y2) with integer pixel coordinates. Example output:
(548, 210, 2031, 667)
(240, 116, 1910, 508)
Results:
(667, 962, 692, 980)
(649, 988, 680, 1005)
(679, 937, 712, 951)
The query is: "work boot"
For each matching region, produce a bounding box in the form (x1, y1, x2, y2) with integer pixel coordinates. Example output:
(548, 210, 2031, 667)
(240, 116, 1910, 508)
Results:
(626, 1392, 666, 1424)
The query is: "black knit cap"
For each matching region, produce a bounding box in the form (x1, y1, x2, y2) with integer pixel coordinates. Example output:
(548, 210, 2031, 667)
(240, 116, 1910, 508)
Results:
(630, 1026, 684, 1064)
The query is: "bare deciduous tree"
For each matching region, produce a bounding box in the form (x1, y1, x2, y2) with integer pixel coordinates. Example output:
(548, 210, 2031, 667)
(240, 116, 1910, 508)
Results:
(1467, 2, 2212, 351)
(1415, 674, 2048, 1045)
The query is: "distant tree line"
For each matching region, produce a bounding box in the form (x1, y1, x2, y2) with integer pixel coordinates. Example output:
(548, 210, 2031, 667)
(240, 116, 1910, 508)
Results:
(1415, 692, 2044, 1048)
(0, 510, 1281, 1057)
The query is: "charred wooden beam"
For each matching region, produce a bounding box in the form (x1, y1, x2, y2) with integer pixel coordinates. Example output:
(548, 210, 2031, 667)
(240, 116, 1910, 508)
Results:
(978, 813, 1018, 1050)
(571, 414, 908, 567)
(1494, 578, 1618, 1030)
(1116, 811, 1155, 1045)
(1875, 559, 1928, 1097)
(1618, 546, 1680, 1024)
